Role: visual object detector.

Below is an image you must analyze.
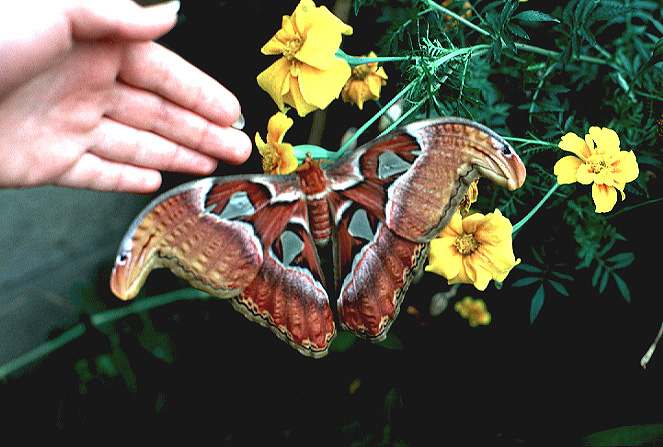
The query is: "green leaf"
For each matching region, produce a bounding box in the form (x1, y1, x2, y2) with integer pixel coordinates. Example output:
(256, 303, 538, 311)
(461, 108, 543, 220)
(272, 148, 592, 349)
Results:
(599, 269, 610, 293)
(530, 284, 545, 324)
(606, 252, 635, 269)
(329, 332, 356, 353)
(592, 264, 603, 287)
(551, 271, 574, 281)
(518, 263, 542, 273)
(531, 247, 544, 264)
(512, 277, 541, 287)
(631, 37, 663, 87)
(377, 332, 405, 351)
(507, 22, 529, 40)
(581, 424, 663, 446)
(514, 10, 560, 23)
(548, 279, 569, 297)
(612, 272, 631, 303)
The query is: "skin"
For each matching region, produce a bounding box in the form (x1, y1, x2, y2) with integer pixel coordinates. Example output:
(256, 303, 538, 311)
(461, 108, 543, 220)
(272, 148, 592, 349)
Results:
(0, 0, 252, 193)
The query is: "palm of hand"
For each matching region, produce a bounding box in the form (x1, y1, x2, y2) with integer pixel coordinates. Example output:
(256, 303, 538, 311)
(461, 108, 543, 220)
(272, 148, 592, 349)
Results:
(0, 1, 250, 193)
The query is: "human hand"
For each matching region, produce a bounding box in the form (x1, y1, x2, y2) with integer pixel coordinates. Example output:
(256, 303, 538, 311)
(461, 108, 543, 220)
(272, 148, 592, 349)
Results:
(0, 0, 252, 193)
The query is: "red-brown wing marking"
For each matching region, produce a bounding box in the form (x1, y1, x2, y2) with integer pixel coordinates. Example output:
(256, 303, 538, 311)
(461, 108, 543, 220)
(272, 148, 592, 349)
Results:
(110, 177, 275, 300)
(234, 215, 335, 358)
(329, 197, 428, 340)
(336, 219, 428, 340)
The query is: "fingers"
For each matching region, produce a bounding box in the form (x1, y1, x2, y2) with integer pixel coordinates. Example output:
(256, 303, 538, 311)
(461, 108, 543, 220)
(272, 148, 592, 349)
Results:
(67, 0, 180, 42)
(106, 82, 251, 165)
(91, 118, 222, 175)
(55, 153, 163, 193)
(117, 41, 242, 128)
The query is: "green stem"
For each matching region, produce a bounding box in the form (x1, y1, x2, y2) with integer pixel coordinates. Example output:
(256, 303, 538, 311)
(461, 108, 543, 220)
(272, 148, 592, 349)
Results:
(512, 183, 560, 236)
(606, 196, 663, 219)
(292, 144, 336, 162)
(503, 136, 558, 148)
(0, 288, 211, 379)
(336, 49, 409, 66)
(514, 42, 610, 65)
(422, 0, 491, 37)
(335, 79, 417, 157)
(378, 96, 427, 136)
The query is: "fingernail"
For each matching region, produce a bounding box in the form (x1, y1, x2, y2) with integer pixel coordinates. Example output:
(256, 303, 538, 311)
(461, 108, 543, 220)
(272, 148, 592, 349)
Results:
(232, 113, 245, 130)
(152, 1, 181, 15)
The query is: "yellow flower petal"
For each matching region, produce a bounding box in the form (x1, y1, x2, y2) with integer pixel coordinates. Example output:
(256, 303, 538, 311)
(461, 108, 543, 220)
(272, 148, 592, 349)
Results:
(588, 126, 620, 157)
(282, 75, 319, 117)
(296, 11, 352, 69)
(341, 52, 388, 110)
(575, 161, 595, 185)
(471, 209, 512, 245)
(460, 211, 486, 235)
(469, 261, 492, 291)
(276, 146, 299, 174)
(609, 150, 639, 184)
(559, 132, 591, 161)
(426, 237, 462, 279)
(261, 16, 298, 55)
(444, 211, 463, 237)
(592, 183, 618, 213)
(282, 0, 352, 70)
(255, 113, 298, 175)
(297, 58, 351, 112)
(266, 111, 293, 146)
(554, 155, 583, 184)
(257, 58, 291, 112)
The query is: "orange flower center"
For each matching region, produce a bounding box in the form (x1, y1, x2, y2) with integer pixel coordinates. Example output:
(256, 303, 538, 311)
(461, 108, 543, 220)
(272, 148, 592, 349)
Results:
(283, 38, 303, 61)
(454, 233, 480, 255)
(591, 159, 608, 174)
(351, 63, 373, 81)
(261, 153, 277, 174)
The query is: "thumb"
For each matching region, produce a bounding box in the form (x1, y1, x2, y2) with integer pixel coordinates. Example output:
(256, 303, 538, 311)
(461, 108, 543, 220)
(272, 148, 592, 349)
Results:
(68, 0, 181, 41)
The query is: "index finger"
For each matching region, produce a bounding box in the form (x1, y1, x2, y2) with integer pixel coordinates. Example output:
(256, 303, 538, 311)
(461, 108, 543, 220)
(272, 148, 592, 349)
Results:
(117, 41, 241, 128)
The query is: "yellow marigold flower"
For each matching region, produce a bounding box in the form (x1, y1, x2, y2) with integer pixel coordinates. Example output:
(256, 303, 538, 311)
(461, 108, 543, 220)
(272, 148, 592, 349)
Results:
(553, 127, 639, 213)
(425, 209, 520, 291)
(257, 0, 353, 117)
(455, 296, 491, 327)
(255, 113, 298, 175)
(341, 51, 388, 110)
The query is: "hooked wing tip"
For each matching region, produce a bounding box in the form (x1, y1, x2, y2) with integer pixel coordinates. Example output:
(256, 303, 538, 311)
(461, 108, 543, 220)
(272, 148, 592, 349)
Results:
(109, 266, 136, 301)
(473, 135, 526, 191)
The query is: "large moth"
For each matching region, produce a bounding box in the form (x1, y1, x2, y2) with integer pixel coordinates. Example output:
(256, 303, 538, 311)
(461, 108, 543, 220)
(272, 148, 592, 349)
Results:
(110, 117, 526, 358)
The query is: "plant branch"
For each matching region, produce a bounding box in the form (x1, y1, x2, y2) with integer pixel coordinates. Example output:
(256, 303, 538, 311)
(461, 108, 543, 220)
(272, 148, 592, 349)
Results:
(512, 183, 560, 236)
(422, 0, 491, 37)
(0, 288, 211, 379)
